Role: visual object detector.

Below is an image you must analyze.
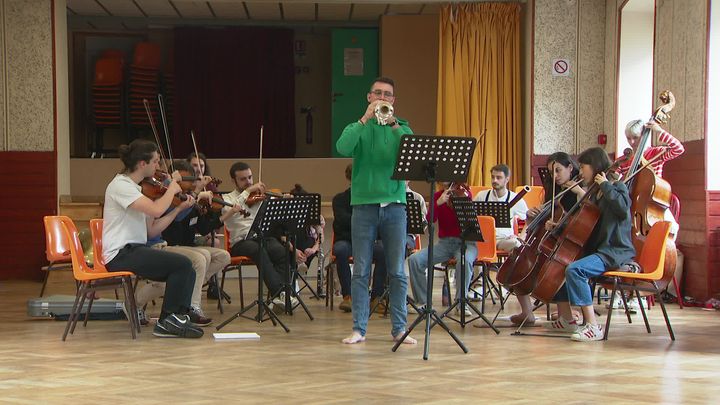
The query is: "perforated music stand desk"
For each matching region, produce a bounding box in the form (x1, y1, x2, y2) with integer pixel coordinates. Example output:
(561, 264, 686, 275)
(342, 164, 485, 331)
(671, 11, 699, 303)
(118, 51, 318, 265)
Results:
(406, 192, 425, 235)
(390, 134, 477, 360)
(473, 201, 512, 229)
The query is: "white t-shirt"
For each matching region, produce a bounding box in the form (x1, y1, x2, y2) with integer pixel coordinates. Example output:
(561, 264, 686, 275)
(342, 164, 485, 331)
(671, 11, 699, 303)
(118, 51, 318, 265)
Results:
(222, 189, 261, 245)
(102, 174, 148, 263)
(473, 188, 528, 239)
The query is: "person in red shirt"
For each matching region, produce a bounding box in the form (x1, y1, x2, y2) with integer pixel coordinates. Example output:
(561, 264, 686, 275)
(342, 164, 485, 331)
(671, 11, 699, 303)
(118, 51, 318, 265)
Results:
(407, 183, 478, 316)
(618, 120, 684, 179)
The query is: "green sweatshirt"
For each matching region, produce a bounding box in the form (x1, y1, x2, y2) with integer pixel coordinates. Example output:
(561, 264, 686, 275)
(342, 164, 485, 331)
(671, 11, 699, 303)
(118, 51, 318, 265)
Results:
(336, 117, 413, 206)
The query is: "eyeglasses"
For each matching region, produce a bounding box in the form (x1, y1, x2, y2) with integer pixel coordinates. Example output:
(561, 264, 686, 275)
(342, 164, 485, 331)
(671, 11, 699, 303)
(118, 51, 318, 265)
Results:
(370, 89, 395, 98)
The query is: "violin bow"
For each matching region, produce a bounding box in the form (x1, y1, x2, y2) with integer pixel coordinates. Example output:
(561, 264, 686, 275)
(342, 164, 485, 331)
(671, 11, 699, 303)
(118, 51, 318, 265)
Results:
(143, 98, 169, 172)
(258, 125, 264, 183)
(550, 162, 557, 221)
(190, 130, 206, 192)
(157, 93, 175, 173)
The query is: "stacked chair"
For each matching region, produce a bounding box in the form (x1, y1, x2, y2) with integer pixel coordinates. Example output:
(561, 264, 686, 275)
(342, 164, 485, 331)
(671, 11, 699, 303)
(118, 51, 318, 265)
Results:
(92, 51, 124, 153)
(128, 42, 162, 128)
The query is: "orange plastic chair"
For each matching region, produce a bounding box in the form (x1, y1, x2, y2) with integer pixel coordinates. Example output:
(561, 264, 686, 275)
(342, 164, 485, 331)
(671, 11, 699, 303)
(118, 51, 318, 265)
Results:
(470, 185, 491, 199)
(471, 216, 504, 312)
(600, 221, 674, 341)
(94, 58, 123, 86)
(57, 217, 138, 341)
(218, 227, 253, 313)
(40, 216, 74, 297)
(326, 234, 348, 310)
(132, 41, 162, 69)
(515, 185, 545, 210)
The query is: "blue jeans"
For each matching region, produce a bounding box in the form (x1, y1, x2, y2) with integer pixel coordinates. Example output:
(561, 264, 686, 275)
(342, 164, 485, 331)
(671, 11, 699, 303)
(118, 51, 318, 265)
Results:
(351, 203, 408, 337)
(333, 240, 386, 297)
(554, 254, 607, 306)
(408, 237, 478, 306)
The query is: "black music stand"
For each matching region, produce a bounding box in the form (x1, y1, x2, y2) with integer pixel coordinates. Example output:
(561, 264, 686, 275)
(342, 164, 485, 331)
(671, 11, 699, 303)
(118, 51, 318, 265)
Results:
(435, 197, 500, 333)
(216, 199, 289, 332)
(390, 134, 477, 360)
(369, 192, 426, 318)
(263, 194, 321, 320)
(471, 199, 513, 313)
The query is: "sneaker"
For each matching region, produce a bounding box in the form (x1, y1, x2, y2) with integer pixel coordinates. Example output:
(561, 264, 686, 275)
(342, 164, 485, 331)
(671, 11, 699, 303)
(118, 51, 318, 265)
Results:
(455, 304, 472, 316)
(571, 323, 604, 342)
(370, 297, 387, 314)
(188, 306, 213, 327)
(543, 317, 579, 333)
(272, 292, 299, 312)
(152, 314, 204, 338)
(339, 296, 352, 313)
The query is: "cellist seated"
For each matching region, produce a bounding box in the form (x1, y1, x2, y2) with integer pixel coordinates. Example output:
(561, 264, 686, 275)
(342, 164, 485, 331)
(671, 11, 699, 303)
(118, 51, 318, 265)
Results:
(511, 153, 586, 326)
(543, 147, 636, 342)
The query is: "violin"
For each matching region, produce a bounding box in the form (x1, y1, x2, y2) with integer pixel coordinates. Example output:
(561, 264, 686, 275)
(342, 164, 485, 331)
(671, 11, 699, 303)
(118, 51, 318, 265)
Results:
(140, 176, 190, 207)
(246, 190, 285, 207)
(198, 192, 250, 217)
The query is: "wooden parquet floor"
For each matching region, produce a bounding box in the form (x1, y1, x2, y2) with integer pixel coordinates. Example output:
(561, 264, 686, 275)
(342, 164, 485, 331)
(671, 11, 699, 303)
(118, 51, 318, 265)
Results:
(2, 274, 720, 404)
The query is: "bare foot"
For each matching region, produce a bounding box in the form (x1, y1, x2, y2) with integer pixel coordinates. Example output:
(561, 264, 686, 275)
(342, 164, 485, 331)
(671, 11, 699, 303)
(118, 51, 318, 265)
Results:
(393, 332, 417, 345)
(510, 313, 536, 326)
(342, 331, 366, 344)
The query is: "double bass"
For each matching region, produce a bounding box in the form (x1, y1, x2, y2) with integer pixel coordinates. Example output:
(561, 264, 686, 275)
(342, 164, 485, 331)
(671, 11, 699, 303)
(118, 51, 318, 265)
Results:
(625, 90, 678, 290)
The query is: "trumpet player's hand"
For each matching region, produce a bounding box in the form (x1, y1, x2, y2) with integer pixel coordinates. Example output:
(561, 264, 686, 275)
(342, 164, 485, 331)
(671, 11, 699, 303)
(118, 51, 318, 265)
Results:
(360, 100, 381, 124)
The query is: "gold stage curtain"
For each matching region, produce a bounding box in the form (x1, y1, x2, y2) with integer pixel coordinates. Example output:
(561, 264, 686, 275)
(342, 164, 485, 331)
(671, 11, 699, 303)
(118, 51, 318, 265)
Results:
(436, 3, 523, 187)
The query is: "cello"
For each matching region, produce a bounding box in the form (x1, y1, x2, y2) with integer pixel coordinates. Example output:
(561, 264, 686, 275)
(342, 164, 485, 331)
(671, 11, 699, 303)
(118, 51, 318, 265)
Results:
(530, 154, 630, 303)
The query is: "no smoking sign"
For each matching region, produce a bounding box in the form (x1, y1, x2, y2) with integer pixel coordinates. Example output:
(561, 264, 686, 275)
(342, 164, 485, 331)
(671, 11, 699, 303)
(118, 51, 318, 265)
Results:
(552, 58, 570, 77)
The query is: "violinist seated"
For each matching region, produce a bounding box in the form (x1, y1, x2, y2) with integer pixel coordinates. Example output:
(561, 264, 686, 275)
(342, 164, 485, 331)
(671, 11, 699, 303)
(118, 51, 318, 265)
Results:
(188, 151, 219, 193)
(288, 184, 326, 275)
(331, 163, 388, 314)
(408, 181, 478, 316)
(102, 140, 202, 339)
(543, 147, 636, 342)
(512, 153, 586, 326)
(220, 161, 295, 310)
(133, 160, 229, 327)
(161, 160, 230, 324)
(472, 164, 529, 252)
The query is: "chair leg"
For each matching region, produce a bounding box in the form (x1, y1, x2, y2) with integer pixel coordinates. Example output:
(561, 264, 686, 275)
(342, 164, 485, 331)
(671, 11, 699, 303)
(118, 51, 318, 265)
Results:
(39, 265, 52, 297)
(71, 286, 89, 335)
(635, 289, 651, 333)
(603, 280, 618, 340)
(619, 290, 632, 324)
(84, 290, 96, 327)
(121, 277, 138, 339)
(653, 282, 675, 341)
(62, 284, 84, 341)
(673, 275, 684, 308)
(126, 276, 141, 334)
(326, 263, 334, 310)
(238, 265, 245, 310)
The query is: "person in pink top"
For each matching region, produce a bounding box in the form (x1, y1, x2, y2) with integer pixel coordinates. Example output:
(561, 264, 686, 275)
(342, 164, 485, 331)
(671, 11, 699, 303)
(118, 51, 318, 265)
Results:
(407, 183, 478, 316)
(618, 120, 685, 179)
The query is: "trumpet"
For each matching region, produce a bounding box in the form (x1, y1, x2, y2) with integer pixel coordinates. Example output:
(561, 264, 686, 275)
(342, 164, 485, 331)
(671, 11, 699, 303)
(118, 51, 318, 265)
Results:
(374, 101, 394, 125)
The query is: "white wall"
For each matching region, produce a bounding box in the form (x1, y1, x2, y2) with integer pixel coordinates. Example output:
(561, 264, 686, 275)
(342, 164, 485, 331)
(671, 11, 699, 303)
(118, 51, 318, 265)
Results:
(616, 1, 655, 155)
(709, 0, 720, 190)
